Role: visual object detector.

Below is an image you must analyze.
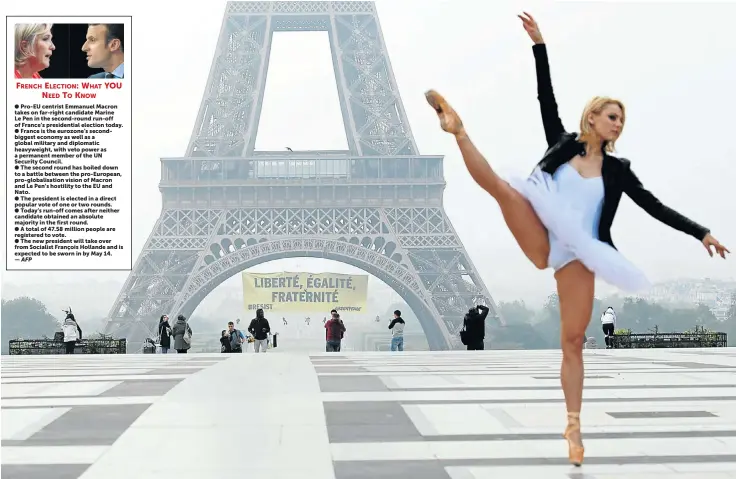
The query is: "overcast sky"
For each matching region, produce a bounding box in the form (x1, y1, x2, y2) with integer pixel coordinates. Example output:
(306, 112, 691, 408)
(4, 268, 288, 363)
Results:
(3, 0, 735, 309)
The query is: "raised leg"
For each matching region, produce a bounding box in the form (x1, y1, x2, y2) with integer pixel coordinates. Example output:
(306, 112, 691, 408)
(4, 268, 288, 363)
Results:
(425, 90, 550, 269)
(555, 260, 595, 466)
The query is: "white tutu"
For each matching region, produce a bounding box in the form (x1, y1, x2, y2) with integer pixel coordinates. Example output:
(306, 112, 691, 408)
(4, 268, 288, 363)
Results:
(507, 167, 651, 293)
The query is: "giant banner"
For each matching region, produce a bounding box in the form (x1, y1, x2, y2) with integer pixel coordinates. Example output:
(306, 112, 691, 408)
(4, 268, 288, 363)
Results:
(241, 272, 368, 314)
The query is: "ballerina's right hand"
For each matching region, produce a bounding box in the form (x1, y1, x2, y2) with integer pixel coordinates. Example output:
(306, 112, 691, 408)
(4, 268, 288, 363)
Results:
(518, 12, 544, 44)
(702, 233, 730, 259)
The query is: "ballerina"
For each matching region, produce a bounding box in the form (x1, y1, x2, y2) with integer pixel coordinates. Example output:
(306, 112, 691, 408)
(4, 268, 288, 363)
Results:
(424, 11, 729, 467)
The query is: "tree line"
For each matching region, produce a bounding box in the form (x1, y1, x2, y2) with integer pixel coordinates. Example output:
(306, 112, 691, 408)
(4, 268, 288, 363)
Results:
(490, 294, 736, 349)
(1, 296, 62, 354)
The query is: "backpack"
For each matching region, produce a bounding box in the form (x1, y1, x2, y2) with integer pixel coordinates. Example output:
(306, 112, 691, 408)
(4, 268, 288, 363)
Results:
(181, 321, 191, 346)
(330, 319, 342, 339)
(230, 329, 243, 350)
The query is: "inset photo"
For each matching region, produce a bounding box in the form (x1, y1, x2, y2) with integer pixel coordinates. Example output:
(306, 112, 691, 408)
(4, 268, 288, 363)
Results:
(14, 22, 124, 79)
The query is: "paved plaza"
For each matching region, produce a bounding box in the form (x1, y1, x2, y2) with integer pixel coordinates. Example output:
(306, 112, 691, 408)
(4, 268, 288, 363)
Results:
(3, 348, 736, 478)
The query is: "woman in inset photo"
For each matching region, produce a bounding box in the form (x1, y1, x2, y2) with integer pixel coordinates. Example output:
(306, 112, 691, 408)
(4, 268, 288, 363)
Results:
(14, 23, 55, 79)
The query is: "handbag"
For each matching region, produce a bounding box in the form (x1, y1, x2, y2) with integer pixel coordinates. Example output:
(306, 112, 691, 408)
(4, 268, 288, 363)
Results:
(182, 321, 191, 347)
(459, 317, 469, 346)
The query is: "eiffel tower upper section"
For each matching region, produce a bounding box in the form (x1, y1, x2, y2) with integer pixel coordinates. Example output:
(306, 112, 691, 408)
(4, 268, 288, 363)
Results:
(188, 1, 417, 158)
(160, 0, 449, 213)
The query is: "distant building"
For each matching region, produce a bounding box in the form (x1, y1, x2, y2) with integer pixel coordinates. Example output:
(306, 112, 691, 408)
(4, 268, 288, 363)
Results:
(639, 278, 736, 321)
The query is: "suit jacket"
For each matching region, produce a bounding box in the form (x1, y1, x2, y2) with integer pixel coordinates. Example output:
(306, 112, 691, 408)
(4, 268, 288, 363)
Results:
(89, 71, 121, 79)
(531, 43, 709, 250)
(88, 63, 124, 79)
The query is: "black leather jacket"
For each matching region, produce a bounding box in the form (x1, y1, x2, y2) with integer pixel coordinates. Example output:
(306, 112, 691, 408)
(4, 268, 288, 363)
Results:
(531, 44, 709, 250)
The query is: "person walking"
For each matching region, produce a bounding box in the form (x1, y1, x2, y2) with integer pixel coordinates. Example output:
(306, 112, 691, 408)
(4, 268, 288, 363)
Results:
(225, 321, 246, 353)
(248, 308, 271, 353)
(324, 311, 346, 352)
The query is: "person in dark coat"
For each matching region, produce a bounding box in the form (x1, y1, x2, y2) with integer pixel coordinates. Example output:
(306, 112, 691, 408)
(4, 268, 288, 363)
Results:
(158, 315, 173, 353)
(248, 309, 271, 353)
(171, 315, 192, 353)
(220, 329, 232, 353)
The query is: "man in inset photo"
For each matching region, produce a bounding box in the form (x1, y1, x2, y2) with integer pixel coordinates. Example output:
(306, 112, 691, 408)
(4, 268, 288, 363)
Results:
(82, 23, 124, 78)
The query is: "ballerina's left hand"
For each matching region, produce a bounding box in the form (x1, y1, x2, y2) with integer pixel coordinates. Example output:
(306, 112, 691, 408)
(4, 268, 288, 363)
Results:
(702, 233, 730, 259)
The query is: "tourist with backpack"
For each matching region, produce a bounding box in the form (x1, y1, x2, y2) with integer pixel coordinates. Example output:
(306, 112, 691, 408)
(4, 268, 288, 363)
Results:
(324, 311, 346, 352)
(460, 305, 489, 350)
(225, 321, 246, 353)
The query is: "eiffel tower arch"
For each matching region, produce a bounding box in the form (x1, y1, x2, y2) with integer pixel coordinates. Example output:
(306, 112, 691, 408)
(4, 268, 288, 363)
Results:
(105, 0, 502, 351)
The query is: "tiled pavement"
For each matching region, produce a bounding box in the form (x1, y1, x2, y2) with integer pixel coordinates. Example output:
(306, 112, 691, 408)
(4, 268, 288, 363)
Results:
(3, 349, 736, 478)
(1, 354, 227, 479)
(316, 349, 736, 478)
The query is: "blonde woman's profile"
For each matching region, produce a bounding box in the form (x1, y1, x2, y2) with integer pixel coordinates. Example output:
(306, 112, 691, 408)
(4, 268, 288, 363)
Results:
(15, 23, 55, 79)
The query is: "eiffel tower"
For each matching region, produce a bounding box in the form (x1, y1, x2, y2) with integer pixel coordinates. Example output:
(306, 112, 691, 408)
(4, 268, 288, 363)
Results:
(104, 0, 502, 352)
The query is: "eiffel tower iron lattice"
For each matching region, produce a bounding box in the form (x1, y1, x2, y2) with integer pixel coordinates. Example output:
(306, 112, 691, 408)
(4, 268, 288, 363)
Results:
(105, 0, 503, 352)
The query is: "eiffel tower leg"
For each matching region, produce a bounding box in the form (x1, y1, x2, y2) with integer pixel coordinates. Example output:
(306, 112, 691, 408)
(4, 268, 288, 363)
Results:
(161, 213, 457, 351)
(105, 209, 223, 352)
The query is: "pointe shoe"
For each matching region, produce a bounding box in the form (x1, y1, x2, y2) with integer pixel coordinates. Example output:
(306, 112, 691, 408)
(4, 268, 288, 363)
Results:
(563, 412, 585, 467)
(424, 90, 465, 136)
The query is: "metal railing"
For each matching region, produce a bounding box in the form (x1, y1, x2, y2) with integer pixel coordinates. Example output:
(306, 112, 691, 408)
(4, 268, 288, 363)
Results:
(610, 332, 727, 349)
(8, 338, 127, 355)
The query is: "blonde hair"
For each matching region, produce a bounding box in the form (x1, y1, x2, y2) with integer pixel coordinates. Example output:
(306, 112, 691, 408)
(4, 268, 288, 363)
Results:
(578, 96, 625, 153)
(15, 23, 52, 67)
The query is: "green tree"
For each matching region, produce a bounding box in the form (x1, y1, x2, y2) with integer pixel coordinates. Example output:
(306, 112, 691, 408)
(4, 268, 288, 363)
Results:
(665, 303, 717, 331)
(491, 322, 549, 349)
(493, 300, 548, 348)
(532, 293, 561, 348)
(1, 297, 60, 354)
(497, 300, 534, 325)
(620, 297, 667, 331)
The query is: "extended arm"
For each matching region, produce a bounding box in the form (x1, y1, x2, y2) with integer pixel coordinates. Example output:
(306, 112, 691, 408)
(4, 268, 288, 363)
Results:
(623, 164, 709, 241)
(519, 14, 565, 147)
(532, 44, 566, 147)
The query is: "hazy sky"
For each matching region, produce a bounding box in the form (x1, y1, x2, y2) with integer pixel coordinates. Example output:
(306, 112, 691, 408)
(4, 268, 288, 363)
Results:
(3, 0, 735, 310)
